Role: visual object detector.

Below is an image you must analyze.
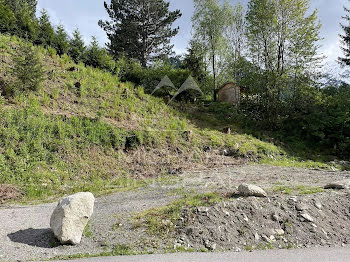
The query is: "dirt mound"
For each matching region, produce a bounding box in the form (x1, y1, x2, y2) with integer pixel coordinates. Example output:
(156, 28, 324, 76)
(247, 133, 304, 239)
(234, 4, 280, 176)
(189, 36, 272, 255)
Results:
(0, 184, 20, 203)
(175, 191, 350, 251)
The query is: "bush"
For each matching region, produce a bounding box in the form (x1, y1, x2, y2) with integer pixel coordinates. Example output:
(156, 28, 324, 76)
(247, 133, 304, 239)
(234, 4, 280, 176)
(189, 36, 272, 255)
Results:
(116, 58, 198, 100)
(5, 43, 45, 96)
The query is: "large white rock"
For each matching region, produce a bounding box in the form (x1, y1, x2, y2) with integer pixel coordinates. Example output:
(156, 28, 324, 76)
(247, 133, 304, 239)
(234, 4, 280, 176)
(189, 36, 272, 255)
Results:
(324, 180, 350, 190)
(50, 192, 95, 245)
(238, 183, 267, 197)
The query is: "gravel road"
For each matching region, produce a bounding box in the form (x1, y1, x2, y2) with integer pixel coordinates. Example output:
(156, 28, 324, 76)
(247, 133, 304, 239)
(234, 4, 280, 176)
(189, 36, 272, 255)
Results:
(1, 165, 349, 261)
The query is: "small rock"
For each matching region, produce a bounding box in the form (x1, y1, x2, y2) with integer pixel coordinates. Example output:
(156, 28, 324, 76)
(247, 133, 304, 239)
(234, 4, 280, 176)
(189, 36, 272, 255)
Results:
(295, 203, 309, 211)
(270, 235, 276, 242)
(300, 213, 314, 222)
(289, 196, 298, 203)
(275, 229, 285, 236)
(321, 228, 328, 236)
(271, 213, 280, 222)
(242, 213, 249, 222)
(50, 192, 95, 245)
(324, 180, 350, 190)
(223, 209, 230, 216)
(197, 207, 209, 213)
(233, 247, 242, 252)
(262, 235, 272, 243)
(314, 200, 322, 210)
(254, 233, 260, 241)
(174, 243, 182, 249)
(238, 184, 267, 197)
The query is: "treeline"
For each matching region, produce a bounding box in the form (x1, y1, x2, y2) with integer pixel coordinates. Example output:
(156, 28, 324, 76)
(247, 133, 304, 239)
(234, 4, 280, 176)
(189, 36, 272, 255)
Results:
(0, 0, 349, 158)
(0, 0, 115, 71)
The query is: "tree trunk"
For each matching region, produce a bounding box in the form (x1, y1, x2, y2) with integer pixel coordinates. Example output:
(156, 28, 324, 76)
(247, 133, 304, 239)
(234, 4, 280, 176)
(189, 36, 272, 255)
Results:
(212, 53, 216, 101)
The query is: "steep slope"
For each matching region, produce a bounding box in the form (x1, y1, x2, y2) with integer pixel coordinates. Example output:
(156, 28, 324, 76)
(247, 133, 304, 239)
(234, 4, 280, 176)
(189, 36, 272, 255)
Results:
(0, 35, 318, 201)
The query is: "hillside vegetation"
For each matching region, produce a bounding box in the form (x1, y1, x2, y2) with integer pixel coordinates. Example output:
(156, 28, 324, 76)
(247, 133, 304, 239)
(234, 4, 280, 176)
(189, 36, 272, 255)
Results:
(0, 35, 334, 201)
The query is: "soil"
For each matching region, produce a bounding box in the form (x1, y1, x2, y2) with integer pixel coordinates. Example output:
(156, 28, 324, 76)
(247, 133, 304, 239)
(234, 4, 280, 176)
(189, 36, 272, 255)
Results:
(1, 164, 350, 261)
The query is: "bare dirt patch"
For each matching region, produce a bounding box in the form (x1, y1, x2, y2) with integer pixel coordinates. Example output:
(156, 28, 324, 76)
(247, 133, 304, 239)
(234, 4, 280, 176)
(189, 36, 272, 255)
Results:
(0, 184, 20, 203)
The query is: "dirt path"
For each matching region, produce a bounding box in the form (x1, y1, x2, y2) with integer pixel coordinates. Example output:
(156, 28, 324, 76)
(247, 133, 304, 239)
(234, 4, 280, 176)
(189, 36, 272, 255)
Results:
(0, 165, 349, 261)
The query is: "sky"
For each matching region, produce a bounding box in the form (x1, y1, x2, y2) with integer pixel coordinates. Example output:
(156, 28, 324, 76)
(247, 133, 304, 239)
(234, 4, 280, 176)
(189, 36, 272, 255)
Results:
(36, 0, 348, 65)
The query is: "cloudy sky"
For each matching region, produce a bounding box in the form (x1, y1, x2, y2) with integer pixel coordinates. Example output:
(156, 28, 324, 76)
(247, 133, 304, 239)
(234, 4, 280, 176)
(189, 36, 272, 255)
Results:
(37, 0, 348, 64)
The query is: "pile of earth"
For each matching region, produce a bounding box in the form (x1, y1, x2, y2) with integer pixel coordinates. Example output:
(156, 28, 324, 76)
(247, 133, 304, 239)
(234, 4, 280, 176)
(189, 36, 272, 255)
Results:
(175, 191, 350, 251)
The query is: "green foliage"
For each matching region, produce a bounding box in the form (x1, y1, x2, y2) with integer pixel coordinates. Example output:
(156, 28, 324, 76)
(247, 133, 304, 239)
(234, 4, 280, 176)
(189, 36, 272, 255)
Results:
(53, 24, 69, 56)
(192, 0, 234, 100)
(272, 185, 324, 195)
(99, 0, 182, 66)
(245, 0, 322, 128)
(36, 9, 55, 47)
(134, 192, 223, 236)
(117, 57, 193, 96)
(0, 0, 16, 33)
(339, 4, 350, 65)
(5, 43, 45, 96)
(84, 36, 115, 72)
(68, 29, 86, 63)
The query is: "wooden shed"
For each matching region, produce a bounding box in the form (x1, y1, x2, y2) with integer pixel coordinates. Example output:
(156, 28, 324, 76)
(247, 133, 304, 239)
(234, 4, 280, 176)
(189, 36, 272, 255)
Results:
(217, 82, 240, 106)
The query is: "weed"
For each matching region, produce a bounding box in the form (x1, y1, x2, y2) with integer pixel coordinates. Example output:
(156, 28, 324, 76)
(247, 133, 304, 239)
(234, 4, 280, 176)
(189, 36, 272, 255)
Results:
(83, 221, 93, 238)
(134, 192, 223, 237)
(272, 185, 324, 195)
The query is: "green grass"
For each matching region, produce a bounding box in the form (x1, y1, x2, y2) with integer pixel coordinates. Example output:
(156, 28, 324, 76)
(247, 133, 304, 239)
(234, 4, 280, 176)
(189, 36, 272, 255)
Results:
(83, 221, 93, 238)
(133, 192, 223, 237)
(0, 34, 337, 202)
(260, 158, 334, 169)
(272, 185, 324, 195)
(49, 244, 138, 260)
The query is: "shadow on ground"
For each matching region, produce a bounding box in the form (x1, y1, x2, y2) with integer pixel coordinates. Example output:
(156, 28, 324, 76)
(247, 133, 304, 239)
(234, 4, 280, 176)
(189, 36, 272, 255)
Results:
(7, 228, 60, 248)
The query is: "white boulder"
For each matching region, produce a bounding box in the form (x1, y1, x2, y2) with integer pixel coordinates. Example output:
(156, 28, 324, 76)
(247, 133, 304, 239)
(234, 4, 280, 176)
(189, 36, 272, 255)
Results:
(238, 183, 267, 197)
(324, 180, 350, 190)
(50, 192, 95, 245)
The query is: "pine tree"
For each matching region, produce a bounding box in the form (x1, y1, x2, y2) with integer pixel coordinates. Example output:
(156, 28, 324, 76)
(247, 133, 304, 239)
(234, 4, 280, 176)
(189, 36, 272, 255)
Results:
(69, 29, 86, 63)
(36, 9, 55, 47)
(0, 0, 38, 38)
(84, 36, 115, 71)
(0, 0, 16, 33)
(5, 0, 37, 18)
(6, 43, 45, 96)
(53, 24, 69, 56)
(339, 5, 350, 66)
(99, 0, 181, 67)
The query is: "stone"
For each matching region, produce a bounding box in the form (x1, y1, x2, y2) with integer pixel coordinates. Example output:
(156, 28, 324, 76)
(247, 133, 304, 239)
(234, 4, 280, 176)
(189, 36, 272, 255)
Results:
(238, 184, 267, 197)
(275, 229, 285, 236)
(324, 180, 350, 190)
(197, 207, 209, 213)
(262, 235, 271, 243)
(300, 213, 314, 223)
(254, 233, 260, 241)
(314, 201, 322, 210)
(50, 192, 95, 245)
(242, 213, 249, 222)
(295, 203, 309, 212)
(271, 213, 280, 222)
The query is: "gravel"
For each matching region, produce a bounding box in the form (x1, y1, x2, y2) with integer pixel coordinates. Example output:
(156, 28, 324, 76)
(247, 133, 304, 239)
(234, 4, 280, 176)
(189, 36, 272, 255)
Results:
(1, 165, 350, 261)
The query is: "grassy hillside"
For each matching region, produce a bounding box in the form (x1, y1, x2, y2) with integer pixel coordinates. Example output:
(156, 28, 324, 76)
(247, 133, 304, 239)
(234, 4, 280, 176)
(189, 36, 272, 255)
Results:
(0, 35, 332, 202)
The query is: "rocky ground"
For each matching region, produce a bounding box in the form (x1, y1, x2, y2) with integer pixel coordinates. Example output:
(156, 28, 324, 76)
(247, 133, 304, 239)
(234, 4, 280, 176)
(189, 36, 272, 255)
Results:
(1, 164, 350, 261)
